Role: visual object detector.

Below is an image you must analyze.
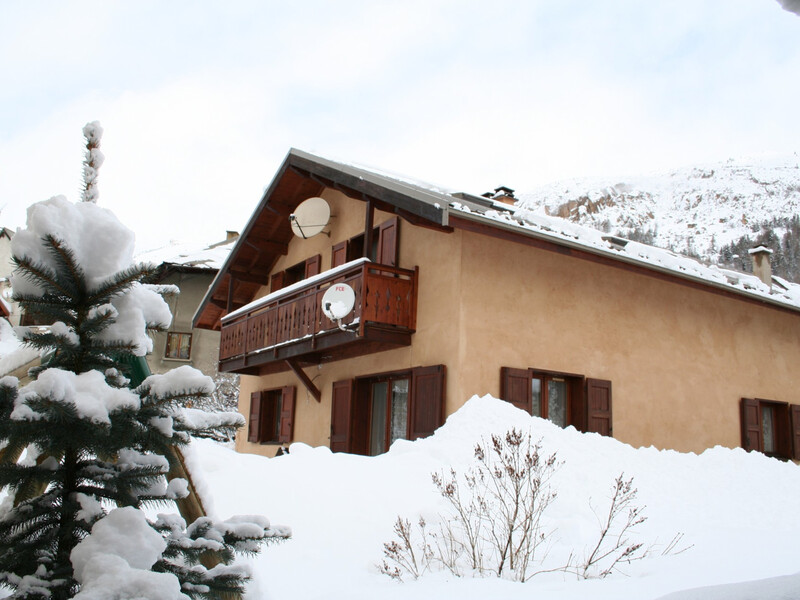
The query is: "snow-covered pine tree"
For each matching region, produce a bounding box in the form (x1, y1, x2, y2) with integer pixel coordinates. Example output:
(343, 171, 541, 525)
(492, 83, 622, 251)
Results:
(0, 126, 288, 600)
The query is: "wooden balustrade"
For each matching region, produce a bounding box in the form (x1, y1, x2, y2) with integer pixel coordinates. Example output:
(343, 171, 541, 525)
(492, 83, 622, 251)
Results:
(219, 263, 417, 364)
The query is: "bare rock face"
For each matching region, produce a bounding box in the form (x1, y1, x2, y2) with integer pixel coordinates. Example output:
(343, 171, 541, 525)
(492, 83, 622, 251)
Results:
(519, 155, 800, 278)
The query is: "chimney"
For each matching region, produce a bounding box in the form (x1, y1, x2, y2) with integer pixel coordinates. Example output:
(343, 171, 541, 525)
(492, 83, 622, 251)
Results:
(485, 186, 516, 206)
(748, 246, 773, 287)
(226, 230, 239, 242)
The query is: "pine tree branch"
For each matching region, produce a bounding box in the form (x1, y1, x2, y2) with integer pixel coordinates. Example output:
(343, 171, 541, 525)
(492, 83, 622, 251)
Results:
(43, 234, 86, 296)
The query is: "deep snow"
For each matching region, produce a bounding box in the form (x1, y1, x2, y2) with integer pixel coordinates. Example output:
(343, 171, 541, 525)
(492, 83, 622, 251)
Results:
(187, 395, 800, 600)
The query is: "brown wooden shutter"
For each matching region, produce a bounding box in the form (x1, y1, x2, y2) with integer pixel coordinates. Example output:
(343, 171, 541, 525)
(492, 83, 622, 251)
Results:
(740, 397, 762, 452)
(278, 386, 296, 444)
(305, 254, 321, 278)
(270, 271, 285, 293)
(586, 379, 612, 437)
(790, 404, 800, 460)
(500, 367, 533, 413)
(376, 217, 399, 267)
(331, 241, 348, 268)
(248, 391, 263, 443)
(330, 380, 354, 453)
(409, 365, 446, 440)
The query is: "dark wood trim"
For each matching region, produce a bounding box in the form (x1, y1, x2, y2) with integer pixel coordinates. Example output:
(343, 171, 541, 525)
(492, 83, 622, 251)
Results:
(229, 266, 271, 283)
(364, 199, 375, 259)
(286, 358, 321, 402)
(226, 275, 235, 313)
(243, 238, 288, 255)
(449, 214, 800, 317)
(219, 325, 413, 375)
(288, 156, 445, 225)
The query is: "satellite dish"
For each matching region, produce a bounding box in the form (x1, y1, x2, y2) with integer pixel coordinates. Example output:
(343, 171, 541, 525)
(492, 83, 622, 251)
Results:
(321, 283, 355, 321)
(290, 197, 331, 239)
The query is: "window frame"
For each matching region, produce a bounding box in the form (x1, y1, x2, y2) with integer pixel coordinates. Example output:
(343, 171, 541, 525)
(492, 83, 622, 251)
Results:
(164, 331, 193, 361)
(331, 216, 399, 268)
(365, 373, 410, 456)
(500, 366, 612, 436)
(270, 255, 322, 293)
(740, 397, 797, 459)
(331, 364, 445, 455)
(248, 386, 296, 445)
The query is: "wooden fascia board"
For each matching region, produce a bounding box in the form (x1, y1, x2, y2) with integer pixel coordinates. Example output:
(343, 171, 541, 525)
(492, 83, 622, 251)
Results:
(193, 151, 323, 329)
(195, 148, 450, 329)
(287, 151, 447, 227)
(448, 212, 800, 318)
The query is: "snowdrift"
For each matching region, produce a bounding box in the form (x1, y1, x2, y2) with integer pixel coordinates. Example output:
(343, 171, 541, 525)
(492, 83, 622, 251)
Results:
(188, 395, 800, 600)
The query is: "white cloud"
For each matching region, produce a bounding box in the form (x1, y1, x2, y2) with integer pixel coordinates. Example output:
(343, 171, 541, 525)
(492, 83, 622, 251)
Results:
(2, 1, 799, 248)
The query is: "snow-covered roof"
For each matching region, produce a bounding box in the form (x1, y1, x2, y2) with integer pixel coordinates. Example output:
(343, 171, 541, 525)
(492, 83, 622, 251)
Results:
(135, 236, 238, 271)
(194, 150, 800, 329)
(334, 151, 800, 314)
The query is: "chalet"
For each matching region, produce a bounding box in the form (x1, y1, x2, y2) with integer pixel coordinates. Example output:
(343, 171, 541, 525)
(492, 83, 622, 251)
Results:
(193, 149, 800, 460)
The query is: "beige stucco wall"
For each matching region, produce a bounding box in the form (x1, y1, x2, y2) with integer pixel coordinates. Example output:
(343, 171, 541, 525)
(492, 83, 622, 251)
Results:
(147, 270, 222, 378)
(234, 191, 800, 457)
(455, 229, 800, 453)
(236, 189, 465, 456)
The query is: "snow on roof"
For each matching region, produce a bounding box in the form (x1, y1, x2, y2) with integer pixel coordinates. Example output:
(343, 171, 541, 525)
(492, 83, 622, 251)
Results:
(135, 236, 237, 271)
(306, 151, 800, 314)
(447, 201, 800, 310)
(0, 318, 40, 377)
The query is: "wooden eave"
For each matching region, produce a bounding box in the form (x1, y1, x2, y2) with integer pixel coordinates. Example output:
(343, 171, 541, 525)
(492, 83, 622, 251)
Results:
(192, 149, 450, 331)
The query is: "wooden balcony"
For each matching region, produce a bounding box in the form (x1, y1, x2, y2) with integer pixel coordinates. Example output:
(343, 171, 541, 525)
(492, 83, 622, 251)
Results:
(218, 261, 418, 375)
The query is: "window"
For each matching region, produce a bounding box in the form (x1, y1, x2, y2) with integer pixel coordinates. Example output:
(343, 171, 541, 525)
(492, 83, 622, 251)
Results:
(331, 217, 399, 268)
(740, 398, 800, 459)
(165, 332, 192, 360)
(248, 387, 296, 444)
(501, 367, 612, 436)
(330, 364, 445, 455)
(270, 255, 322, 293)
(368, 376, 409, 456)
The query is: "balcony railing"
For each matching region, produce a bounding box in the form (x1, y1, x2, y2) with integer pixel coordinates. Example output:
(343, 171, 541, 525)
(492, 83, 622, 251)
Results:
(219, 260, 418, 372)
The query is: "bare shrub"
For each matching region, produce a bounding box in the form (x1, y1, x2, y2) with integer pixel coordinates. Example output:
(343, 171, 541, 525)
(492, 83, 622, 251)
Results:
(576, 473, 647, 578)
(379, 428, 688, 584)
(382, 428, 561, 582)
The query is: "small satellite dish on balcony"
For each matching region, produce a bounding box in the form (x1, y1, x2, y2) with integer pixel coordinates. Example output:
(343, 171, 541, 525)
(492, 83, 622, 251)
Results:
(290, 197, 331, 239)
(321, 283, 355, 321)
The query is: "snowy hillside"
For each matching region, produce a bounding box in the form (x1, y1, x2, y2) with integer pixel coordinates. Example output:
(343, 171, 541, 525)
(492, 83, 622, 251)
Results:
(518, 155, 800, 264)
(189, 396, 800, 600)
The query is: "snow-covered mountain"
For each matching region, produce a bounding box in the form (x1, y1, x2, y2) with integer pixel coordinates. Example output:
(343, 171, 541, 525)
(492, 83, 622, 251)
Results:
(517, 155, 800, 266)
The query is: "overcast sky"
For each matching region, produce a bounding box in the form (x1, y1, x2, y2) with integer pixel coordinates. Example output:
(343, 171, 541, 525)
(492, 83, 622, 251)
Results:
(1, 0, 799, 251)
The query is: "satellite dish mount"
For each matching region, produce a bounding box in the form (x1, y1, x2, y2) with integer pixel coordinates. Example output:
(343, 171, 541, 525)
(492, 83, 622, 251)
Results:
(290, 197, 331, 239)
(321, 283, 356, 333)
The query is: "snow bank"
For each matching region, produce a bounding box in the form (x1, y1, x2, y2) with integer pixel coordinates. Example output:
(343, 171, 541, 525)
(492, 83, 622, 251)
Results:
(190, 394, 800, 600)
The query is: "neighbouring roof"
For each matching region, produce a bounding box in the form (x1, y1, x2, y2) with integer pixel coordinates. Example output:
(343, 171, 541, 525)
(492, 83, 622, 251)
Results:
(193, 149, 800, 330)
(136, 236, 238, 277)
